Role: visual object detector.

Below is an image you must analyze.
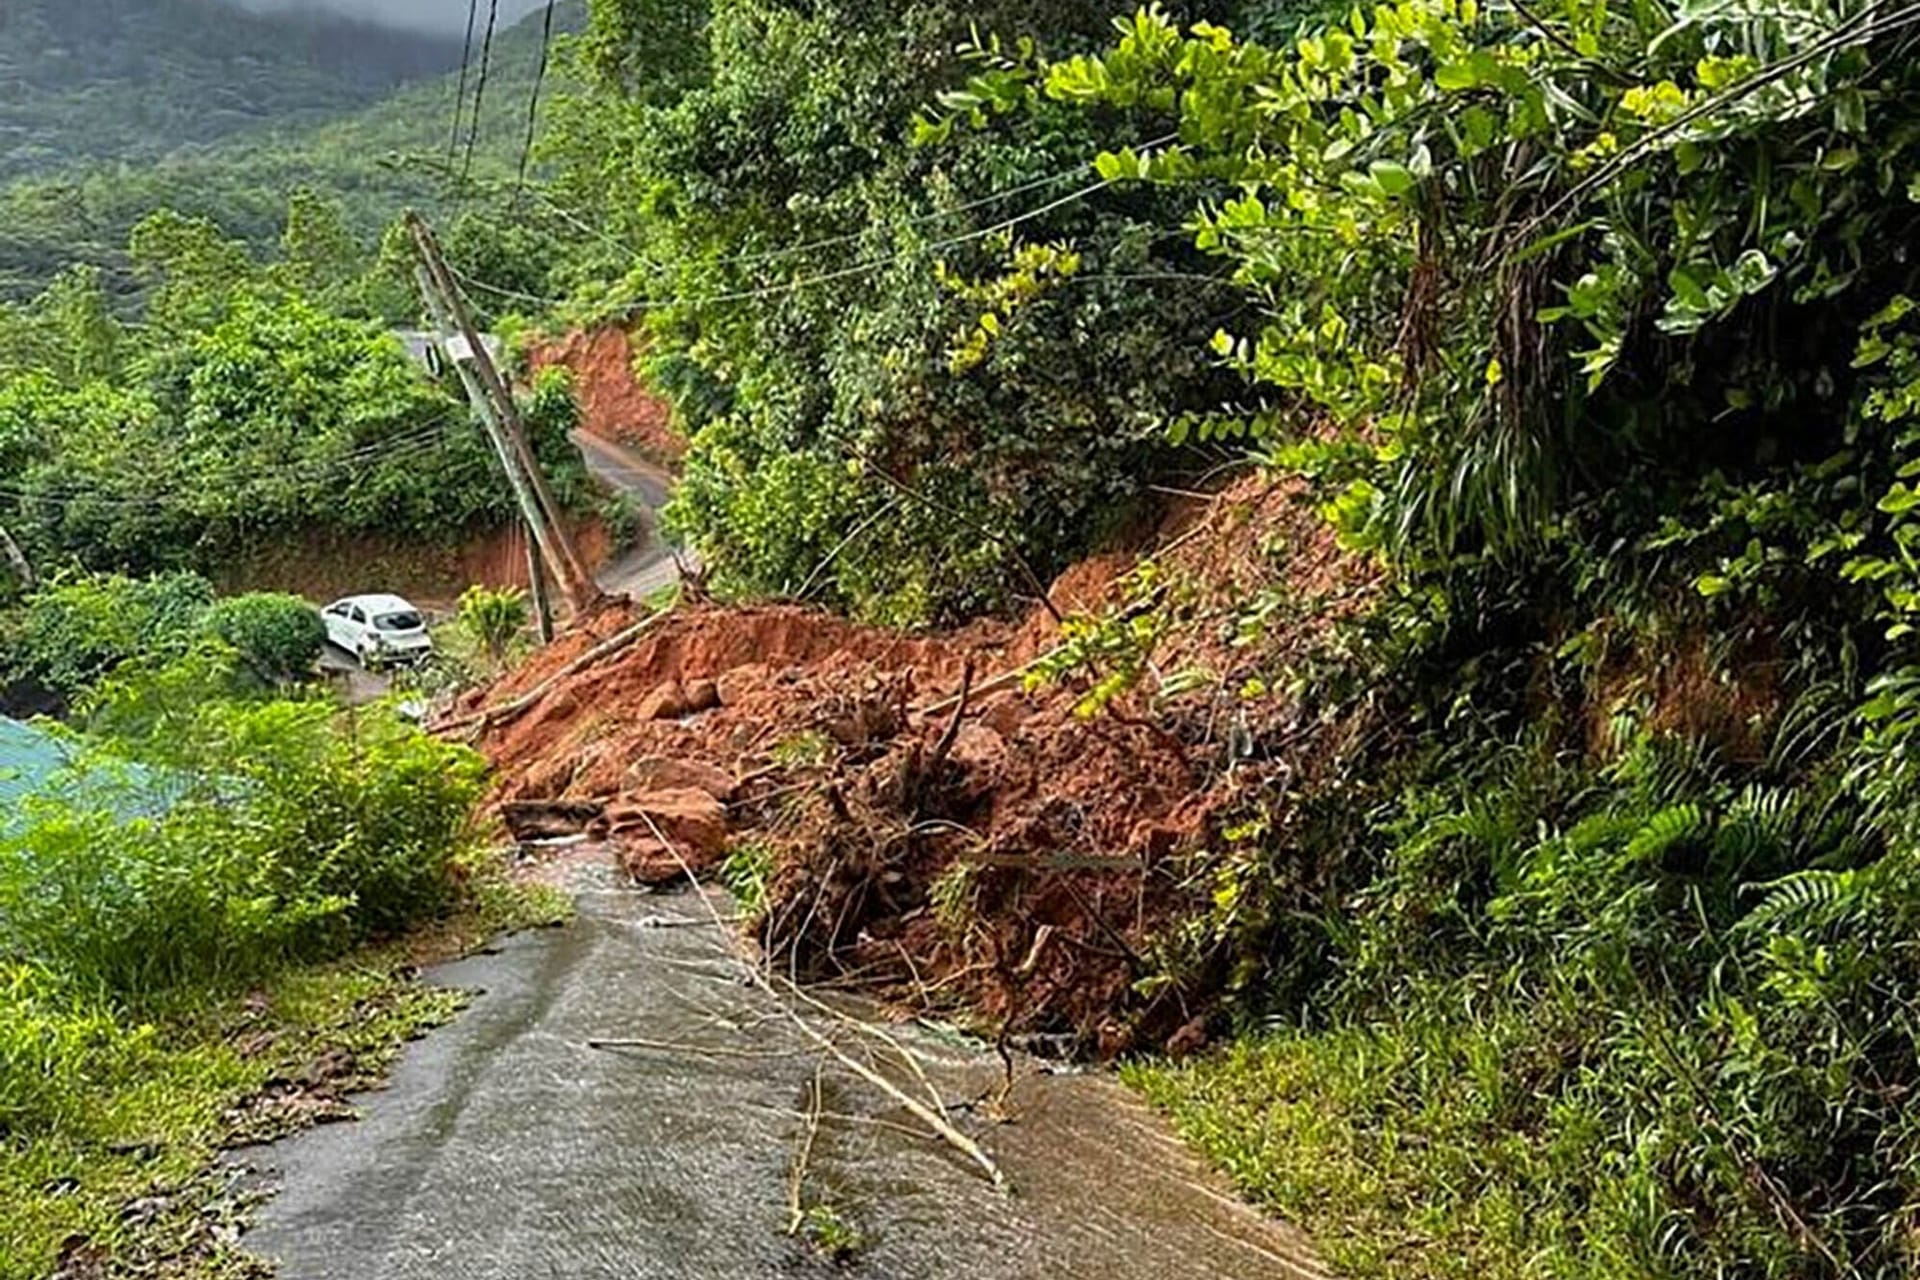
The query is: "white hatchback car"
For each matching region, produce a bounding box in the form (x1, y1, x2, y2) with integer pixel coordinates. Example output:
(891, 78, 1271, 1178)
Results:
(322, 594, 433, 667)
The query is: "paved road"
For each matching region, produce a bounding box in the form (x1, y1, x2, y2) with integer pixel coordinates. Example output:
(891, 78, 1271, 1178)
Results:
(572, 430, 692, 602)
(318, 641, 390, 704)
(237, 860, 1329, 1280)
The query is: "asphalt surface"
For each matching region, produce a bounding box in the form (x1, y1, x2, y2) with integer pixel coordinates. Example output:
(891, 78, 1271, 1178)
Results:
(573, 430, 690, 602)
(317, 641, 391, 703)
(236, 861, 1329, 1280)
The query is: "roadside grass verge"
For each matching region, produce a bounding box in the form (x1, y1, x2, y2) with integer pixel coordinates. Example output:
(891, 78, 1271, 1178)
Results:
(0, 649, 571, 1277)
(0, 866, 569, 1280)
(1125, 1023, 1564, 1280)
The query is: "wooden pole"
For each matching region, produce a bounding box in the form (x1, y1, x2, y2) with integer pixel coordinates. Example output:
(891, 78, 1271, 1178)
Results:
(413, 264, 577, 623)
(525, 524, 555, 644)
(407, 213, 600, 611)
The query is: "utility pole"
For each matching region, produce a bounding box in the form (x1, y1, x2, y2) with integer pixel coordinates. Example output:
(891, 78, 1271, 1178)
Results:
(525, 528, 555, 644)
(414, 262, 573, 621)
(408, 212, 601, 615)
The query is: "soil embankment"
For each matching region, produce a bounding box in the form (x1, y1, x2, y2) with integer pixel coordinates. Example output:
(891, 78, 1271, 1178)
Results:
(454, 472, 1374, 1056)
(217, 517, 614, 609)
(222, 326, 683, 608)
(529, 327, 685, 466)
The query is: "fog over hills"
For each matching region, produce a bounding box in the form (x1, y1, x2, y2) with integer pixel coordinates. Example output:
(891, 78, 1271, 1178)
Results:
(227, 0, 549, 33)
(0, 0, 485, 180)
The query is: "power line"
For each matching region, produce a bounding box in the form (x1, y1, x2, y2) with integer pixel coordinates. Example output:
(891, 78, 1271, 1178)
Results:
(11, 416, 464, 501)
(0, 418, 480, 512)
(413, 131, 1179, 290)
(446, 0, 481, 175)
(461, 0, 503, 186)
(0, 436, 468, 514)
(704, 161, 1113, 273)
(450, 166, 1151, 314)
(515, 1, 559, 200)
(558, 132, 1180, 277)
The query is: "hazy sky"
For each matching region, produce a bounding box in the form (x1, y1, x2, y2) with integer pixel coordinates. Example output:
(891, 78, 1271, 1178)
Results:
(230, 1, 551, 34)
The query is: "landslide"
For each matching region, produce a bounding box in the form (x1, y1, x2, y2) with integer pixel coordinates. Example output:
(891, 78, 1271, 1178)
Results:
(451, 471, 1373, 1056)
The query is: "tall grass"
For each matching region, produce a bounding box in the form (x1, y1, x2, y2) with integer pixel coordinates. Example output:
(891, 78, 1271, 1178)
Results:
(1145, 707, 1920, 1277)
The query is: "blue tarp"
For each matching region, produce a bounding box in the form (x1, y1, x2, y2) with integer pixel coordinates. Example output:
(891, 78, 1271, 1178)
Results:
(0, 717, 168, 830)
(0, 717, 75, 811)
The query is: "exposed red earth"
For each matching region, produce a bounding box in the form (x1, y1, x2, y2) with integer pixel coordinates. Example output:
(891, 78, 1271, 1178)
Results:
(450, 472, 1376, 1056)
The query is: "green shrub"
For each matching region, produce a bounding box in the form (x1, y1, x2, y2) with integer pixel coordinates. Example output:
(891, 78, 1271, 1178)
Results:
(199, 592, 325, 684)
(456, 584, 530, 669)
(6, 571, 213, 697)
(719, 842, 775, 918)
(0, 657, 489, 1003)
(0, 963, 132, 1138)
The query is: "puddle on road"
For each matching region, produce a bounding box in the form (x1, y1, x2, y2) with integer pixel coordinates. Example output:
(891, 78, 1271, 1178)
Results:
(236, 861, 1326, 1279)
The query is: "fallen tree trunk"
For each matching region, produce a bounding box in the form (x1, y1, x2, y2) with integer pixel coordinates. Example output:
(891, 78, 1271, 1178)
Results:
(439, 606, 674, 733)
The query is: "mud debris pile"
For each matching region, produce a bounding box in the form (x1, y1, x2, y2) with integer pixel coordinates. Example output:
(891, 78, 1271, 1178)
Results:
(449, 474, 1373, 1055)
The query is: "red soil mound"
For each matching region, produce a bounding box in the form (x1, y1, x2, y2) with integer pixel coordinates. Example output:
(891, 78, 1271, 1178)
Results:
(451, 471, 1372, 1055)
(527, 327, 685, 465)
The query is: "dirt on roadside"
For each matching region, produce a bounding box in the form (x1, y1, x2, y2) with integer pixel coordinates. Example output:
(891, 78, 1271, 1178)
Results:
(218, 517, 614, 610)
(448, 471, 1375, 1056)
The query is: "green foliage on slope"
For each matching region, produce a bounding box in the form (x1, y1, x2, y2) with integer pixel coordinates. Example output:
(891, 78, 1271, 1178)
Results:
(0, 651, 565, 1279)
(915, 0, 1920, 1273)
(0, 195, 589, 580)
(546, 0, 1265, 622)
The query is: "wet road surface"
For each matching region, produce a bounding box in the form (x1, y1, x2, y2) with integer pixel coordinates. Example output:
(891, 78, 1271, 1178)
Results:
(573, 430, 691, 601)
(237, 861, 1327, 1280)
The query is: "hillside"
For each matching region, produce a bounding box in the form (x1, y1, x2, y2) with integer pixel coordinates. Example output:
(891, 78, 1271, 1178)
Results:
(0, 1, 582, 301)
(0, 0, 463, 179)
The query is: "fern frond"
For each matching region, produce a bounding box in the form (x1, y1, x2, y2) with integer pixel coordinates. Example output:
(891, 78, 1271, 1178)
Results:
(1715, 785, 1803, 868)
(1625, 803, 1710, 866)
(1739, 867, 1876, 936)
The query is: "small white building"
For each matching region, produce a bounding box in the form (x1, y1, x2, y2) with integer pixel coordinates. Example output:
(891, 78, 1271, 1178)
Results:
(391, 328, 506, 380)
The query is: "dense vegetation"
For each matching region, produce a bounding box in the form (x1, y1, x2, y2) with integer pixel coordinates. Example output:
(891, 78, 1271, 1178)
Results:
(0, 12, 591, 1273)
(0, 193, 591, 586)
(548, 0, 1920, 1273)
(0, 587, 550, 1276)
(548, 0, 1267, 622)
(2, 570, 326, 704)
(11, 0, 1920, 1271)
(906, 1, 1920, 1275)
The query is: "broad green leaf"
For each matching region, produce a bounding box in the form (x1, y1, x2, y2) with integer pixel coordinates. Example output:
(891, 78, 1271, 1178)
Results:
(1369, 160, 1416, 196)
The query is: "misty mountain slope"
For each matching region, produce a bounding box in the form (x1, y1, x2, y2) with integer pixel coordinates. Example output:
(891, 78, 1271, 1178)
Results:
(0, 0, 463, 180)
(0, 1, 582, 301)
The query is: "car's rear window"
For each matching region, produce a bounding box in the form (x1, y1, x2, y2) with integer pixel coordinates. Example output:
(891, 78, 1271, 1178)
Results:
(375, 612, 424, 632)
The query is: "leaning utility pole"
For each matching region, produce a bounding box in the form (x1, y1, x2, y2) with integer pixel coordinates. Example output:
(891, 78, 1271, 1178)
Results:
(525, 528, 556, 644)
(408, 212, 601, 615)
(414, 262, 568, 627)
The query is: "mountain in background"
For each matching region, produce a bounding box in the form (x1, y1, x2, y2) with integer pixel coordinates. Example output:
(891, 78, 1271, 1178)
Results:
(0, 1, 582, 301)
(0, 0, 472, 181)
(230, 0, 550, 36)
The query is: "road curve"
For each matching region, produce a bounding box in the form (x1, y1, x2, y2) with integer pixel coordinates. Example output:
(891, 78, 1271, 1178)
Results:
(571, 430, 692, 601)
